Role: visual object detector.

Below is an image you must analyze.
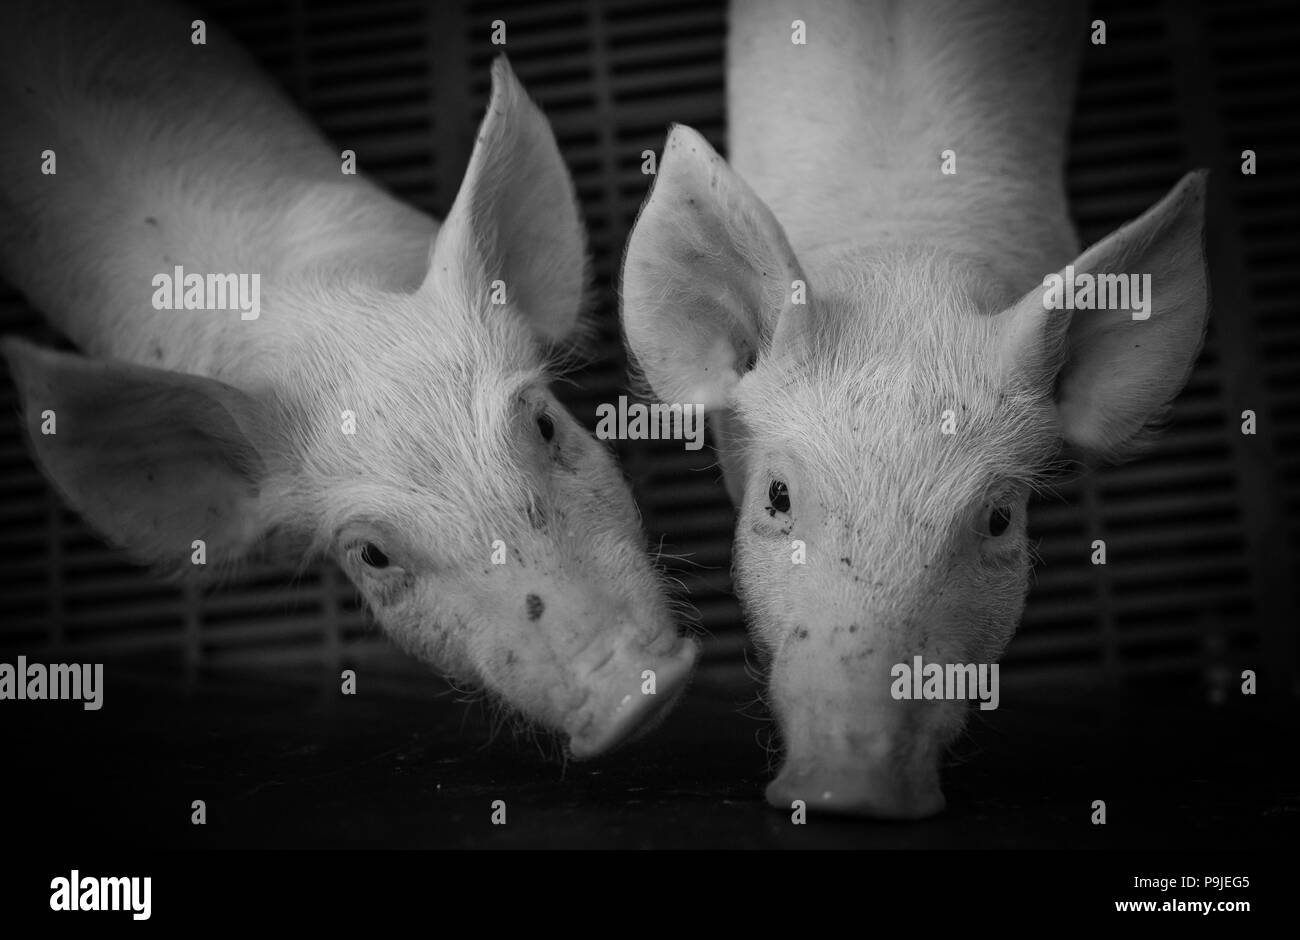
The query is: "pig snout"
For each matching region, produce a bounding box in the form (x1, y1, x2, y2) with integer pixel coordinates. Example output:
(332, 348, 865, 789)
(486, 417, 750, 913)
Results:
(463, 553, 699, 758)
(564, 638, 697, 759)
(762, 636, 961, 819)
(765, 727, 947, 820)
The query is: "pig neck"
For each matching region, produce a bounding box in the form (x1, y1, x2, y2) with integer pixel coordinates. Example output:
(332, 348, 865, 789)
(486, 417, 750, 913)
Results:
(11, 170, 436, 390)
(727, 0, 1084, 303)
(0, 2, 435, 392)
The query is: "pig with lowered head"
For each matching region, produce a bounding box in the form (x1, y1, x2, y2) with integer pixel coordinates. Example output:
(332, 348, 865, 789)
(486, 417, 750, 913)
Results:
(621, 0, 1208, 815)
(0, 0, 695, 757)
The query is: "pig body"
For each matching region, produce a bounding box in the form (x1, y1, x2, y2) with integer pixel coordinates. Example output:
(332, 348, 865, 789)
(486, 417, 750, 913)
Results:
(623, 0, 1209, 816)
(1, 0, 696, 757)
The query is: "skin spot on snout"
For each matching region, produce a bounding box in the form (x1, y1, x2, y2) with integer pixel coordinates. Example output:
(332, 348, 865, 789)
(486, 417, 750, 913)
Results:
(526, 593, 545, 621)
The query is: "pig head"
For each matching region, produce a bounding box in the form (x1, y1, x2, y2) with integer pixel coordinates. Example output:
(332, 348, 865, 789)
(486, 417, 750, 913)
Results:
(621, 126, 1209, 817)
(2, 59, 696, 759)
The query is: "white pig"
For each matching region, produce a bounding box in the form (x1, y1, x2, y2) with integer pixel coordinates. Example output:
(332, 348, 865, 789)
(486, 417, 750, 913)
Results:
(622, 0, 1209, 815)
(0, 0, 696, 757)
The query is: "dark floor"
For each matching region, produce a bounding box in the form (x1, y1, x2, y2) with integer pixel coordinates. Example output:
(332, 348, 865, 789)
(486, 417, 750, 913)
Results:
(1, 663, 1295, 849)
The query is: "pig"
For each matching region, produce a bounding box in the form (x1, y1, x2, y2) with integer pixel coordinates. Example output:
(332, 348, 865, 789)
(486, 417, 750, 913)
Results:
(621, 0, 1209, 816)
(0, 0, 696, 757)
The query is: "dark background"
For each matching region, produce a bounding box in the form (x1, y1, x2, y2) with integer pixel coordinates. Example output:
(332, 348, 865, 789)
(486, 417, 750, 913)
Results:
(0, 0, 1296, 848)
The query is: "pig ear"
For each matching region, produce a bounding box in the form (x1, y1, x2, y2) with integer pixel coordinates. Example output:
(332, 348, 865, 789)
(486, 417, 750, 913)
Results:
(621, 124, 806, 408)
(1000, 171, 1210, 461)
(425, 55, 586, 344)
(2, 338, 274, 572)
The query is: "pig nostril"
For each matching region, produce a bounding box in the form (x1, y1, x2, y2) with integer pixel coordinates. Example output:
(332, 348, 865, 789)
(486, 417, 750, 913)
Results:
(525, 593, 544, 621)
(565, 640, 698, 759)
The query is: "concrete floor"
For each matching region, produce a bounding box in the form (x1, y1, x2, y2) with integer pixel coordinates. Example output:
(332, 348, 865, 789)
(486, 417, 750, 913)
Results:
(2, 664, 1295, 849)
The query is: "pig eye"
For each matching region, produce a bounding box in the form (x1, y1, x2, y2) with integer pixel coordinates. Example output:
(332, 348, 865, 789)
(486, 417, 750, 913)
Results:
(768, 479, 791, 514)
(360, 543, 390, 568)
(537, 413, 555, 442)
(987, 506, 1012, 537)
